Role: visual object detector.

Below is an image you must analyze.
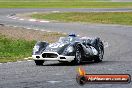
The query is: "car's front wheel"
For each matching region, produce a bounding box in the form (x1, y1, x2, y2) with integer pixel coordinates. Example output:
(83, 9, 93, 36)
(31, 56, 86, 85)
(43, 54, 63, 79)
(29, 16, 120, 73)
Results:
(72, 45, 82, 65)
(34, 60, 44, 66)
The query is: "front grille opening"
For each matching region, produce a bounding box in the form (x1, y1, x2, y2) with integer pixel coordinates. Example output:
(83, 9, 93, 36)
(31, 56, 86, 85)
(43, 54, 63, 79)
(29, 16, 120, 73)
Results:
(36, 56, 40, 58)
(42, 53, 58, 58)
(60, 57, 66, 59)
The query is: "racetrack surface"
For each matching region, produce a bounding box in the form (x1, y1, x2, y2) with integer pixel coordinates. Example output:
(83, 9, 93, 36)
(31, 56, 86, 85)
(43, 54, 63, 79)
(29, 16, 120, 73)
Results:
(0, 8, 132, 88)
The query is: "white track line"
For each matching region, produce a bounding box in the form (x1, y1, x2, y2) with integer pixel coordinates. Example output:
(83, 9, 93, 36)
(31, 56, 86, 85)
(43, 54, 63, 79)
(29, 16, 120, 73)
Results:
(19, 18, 24, 21)
(29, 19, 36, 22)
(39, 20, 50, 23)
(26, 28, 32, 29)
(7, 15, 50, 23)
(47, 81, 62, 84)
(52, 11, 60, 13)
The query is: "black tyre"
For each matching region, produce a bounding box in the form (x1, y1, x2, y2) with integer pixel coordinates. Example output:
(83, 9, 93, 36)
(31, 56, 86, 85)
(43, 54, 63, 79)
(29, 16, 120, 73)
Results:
(94, 46, 104, 63)
(72, 45, 82, 65)
(34, 60, 44, 66)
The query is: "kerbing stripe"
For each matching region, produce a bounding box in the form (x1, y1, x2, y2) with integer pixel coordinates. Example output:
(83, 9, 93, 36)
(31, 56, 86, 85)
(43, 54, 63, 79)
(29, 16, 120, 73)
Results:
(7, 15, 50, 23)
(27, 60, 33, 62)
(29, 19, 36, 22)
(39, 20, 50, 23)
(52, 11, 60, 13)
(19, 18, 24, 21)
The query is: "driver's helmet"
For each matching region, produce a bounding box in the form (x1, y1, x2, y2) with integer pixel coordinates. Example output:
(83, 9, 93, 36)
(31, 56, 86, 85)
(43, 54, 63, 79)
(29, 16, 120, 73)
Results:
(68, 33, 77, 37)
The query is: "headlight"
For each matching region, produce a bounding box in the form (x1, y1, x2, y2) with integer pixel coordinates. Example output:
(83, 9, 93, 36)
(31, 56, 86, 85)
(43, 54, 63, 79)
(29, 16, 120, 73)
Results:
(66, 46, 74, 53)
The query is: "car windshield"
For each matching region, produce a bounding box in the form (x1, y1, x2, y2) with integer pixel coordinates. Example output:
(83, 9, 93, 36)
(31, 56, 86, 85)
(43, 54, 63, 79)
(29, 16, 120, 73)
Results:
(59, 37, 79, 43)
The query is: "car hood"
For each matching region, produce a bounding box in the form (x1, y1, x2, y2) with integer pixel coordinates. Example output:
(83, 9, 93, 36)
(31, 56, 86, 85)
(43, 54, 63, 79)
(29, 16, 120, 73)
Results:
(43, 42, 70, 54)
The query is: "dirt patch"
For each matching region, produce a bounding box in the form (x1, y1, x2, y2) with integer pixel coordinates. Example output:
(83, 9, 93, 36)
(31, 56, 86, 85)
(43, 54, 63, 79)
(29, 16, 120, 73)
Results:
(0, 25, 65, 43)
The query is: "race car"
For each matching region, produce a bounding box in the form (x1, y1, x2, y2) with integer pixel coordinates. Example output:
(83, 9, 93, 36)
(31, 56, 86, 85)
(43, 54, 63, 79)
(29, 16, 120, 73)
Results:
(32, 34, 104, 65)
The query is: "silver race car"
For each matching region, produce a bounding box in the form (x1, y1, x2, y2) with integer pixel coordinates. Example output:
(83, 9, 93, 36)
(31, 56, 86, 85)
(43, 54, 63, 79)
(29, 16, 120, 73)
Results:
(32, 34, 104, 65)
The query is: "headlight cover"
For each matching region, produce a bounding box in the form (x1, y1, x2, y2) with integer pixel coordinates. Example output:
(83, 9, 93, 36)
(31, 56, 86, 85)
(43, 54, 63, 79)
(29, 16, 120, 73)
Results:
(66, 46, 74, 53)
(33, 45, 40, 54)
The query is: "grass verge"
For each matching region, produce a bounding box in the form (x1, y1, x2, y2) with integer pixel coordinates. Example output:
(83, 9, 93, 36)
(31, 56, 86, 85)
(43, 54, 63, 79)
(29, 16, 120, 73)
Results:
(31, 12, 132, 25)
(0, 34, 35, 63)
(0, 2, 132, 8)
(0, 26, 65, 63)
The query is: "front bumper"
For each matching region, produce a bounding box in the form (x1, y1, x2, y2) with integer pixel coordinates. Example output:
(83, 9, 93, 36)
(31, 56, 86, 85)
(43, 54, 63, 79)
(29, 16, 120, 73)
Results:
(32, 52, 75, 62)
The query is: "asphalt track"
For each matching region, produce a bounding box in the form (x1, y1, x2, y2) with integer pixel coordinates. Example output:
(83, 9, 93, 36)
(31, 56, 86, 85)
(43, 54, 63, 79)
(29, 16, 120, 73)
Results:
(0, 8, 132, 88)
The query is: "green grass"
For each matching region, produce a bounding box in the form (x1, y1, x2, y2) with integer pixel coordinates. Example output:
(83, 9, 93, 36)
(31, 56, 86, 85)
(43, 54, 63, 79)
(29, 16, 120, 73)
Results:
(0, 1, 132, 8)
(0, 32, 66, 63)
(31, 12, 132, 25)
(0, 34, 36, 63)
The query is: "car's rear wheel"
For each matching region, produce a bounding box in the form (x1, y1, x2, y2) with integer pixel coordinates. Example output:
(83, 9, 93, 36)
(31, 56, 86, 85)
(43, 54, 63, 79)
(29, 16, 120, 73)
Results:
(34, 60, 44, 66)
(94, 46, 103, 63)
